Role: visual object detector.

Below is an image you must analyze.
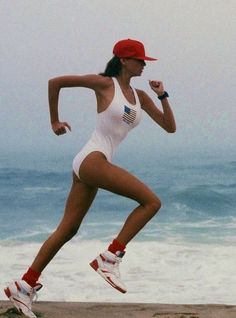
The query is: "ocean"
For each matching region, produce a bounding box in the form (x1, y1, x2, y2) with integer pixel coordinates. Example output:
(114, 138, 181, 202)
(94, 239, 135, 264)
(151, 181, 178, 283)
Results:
(0, 149, 235, 304)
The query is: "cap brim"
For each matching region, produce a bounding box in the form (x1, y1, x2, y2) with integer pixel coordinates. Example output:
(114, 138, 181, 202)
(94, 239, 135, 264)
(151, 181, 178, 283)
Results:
(135, 55, 157, 61)
(114, 53, 158, 61)
(144, 56, 157, 61)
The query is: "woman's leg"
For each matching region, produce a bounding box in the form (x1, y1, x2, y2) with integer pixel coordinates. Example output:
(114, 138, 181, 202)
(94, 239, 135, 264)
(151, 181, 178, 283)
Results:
(30, 173, 98, 273)
(79, 152, 161, 246)
(4, 173, 98, 317)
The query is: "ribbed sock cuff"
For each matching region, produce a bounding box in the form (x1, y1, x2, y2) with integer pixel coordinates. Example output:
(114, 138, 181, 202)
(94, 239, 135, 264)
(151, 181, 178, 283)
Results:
(22, 267, 41, 288)
(108, 239, 126, 254)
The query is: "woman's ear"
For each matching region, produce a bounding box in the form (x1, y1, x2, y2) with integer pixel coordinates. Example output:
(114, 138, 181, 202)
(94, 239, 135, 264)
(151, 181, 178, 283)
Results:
(120, 58, 127, 66)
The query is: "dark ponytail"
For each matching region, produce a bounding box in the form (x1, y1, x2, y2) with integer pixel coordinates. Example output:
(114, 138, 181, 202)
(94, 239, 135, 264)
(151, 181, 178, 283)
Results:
(100, 56, 122, 77)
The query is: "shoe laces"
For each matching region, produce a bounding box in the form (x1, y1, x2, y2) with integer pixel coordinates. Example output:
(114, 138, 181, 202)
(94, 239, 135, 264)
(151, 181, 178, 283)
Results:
(29, 283, 42, 303)
(108, 256, 122, 277)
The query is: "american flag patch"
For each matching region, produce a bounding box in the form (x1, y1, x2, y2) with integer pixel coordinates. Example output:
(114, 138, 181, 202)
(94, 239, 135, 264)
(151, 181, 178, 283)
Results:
(122, 105, 136, 125)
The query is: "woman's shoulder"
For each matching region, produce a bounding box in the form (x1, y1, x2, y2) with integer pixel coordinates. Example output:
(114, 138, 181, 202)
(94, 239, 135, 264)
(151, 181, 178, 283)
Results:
(135, 88, 147, 104)
(84, 74, 113, 90)
(96, 75, 113, 87)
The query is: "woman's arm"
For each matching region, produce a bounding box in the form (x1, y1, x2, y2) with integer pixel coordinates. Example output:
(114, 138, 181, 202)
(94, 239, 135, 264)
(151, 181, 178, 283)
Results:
(138, 81, 176, 133)
(48, 74, 108, 135)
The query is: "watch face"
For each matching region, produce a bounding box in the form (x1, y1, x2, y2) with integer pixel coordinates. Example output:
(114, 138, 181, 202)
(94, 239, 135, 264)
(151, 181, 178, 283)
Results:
(158, 91, 169, 100)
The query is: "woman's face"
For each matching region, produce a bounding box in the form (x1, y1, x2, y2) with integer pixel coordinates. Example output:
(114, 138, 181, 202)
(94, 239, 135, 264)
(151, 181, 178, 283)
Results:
(122, 58, 146, 77)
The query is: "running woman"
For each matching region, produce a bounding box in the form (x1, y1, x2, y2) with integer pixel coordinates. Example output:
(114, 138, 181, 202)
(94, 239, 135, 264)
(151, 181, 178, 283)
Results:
(4, 39, 176, 318)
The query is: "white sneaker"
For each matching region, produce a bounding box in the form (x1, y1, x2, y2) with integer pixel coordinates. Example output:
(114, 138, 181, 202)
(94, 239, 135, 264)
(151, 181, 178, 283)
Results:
(90, 250, 127, 293)
(4, 280, 42, 318)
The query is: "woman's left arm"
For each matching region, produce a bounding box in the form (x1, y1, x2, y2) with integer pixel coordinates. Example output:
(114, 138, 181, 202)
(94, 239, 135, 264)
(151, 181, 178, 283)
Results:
(138, 81, 176, 133)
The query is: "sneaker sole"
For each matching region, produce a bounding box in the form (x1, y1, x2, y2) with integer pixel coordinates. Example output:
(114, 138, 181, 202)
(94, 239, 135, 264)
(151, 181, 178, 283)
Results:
(89, 259, 127, 294)
(4, 287, 36, 318)
(4, 287, 23, 314)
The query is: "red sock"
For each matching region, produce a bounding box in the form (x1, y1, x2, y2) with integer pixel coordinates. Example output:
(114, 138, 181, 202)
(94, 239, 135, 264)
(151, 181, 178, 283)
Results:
(22, 267, 41, 288)
(108, 239, 126, 254)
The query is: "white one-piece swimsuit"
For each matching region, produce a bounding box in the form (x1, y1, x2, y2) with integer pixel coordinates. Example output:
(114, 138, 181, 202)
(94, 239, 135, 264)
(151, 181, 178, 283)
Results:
(72, 77, 142, 179)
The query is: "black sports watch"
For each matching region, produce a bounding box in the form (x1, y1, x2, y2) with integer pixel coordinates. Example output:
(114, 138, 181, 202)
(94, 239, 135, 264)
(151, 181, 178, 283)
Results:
(158, 91, 169, 100)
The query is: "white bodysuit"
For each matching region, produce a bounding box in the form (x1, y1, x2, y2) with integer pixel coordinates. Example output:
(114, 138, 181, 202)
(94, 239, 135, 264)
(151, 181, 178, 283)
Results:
(72, 77, 142, 179)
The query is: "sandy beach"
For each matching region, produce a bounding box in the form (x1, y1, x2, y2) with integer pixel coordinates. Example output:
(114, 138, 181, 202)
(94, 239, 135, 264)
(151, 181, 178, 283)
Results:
(0, 301, 236, 318)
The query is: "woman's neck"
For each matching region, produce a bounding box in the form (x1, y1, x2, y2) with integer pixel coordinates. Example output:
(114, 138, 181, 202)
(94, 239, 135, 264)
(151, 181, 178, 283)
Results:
(116, 74, 132, 89)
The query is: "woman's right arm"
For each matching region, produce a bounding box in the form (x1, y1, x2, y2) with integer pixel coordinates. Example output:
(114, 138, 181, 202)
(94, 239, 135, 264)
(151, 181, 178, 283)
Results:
(48, 74, 107, 135)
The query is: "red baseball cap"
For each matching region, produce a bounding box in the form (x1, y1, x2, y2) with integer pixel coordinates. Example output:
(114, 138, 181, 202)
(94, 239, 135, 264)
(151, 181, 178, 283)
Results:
(113, 39, 157, 61)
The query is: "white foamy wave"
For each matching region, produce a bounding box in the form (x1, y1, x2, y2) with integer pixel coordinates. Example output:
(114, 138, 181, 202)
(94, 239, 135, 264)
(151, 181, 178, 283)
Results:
(0, 240, 235, 304)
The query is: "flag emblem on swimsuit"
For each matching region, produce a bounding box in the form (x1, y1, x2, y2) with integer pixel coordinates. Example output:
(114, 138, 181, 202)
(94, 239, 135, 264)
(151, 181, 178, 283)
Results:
(122, 106, 136, 125)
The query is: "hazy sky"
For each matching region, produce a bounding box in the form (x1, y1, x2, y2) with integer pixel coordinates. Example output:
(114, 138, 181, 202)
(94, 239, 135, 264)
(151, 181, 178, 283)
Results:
(1, 0, 236, 158)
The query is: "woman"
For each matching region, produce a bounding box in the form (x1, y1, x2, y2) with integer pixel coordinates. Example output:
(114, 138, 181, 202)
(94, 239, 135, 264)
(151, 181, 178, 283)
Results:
(4, 38, 176, 318)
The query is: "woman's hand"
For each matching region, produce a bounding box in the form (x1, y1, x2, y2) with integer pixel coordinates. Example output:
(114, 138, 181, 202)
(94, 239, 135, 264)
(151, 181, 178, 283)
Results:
(149, 80, 165, 97)
(51, 121, 71, 136)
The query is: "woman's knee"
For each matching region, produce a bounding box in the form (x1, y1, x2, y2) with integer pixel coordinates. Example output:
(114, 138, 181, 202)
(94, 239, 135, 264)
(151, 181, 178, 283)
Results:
(144, 196, 161, 216)
(65, 225, 79, 241)
(56, 223, 79, 243)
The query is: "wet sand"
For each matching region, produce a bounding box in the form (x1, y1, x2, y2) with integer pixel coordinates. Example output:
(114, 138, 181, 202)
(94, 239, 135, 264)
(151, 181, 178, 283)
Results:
(0, 301, 236, 318)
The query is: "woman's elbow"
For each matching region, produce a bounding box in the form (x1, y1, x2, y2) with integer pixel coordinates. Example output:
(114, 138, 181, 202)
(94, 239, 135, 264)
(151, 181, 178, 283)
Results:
(48, 78, 55, 89)
(48, 78, 61, 91)
(166, 125, 176, 133)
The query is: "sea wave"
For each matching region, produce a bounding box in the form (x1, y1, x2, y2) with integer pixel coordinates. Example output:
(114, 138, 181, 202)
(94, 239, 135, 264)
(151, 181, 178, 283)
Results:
(0, 155, 235, 245)
(0, 240, 235, 304)
(168, 184, 235, 215)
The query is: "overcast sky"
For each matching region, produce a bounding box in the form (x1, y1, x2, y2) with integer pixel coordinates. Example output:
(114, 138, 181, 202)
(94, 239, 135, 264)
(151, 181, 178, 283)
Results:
(1, 0, 236, 159)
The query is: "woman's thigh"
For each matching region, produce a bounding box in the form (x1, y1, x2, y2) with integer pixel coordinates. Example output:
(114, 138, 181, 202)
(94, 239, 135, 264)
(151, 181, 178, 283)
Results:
(79, 152, 159, 205)
(58, 173, 98, 228)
